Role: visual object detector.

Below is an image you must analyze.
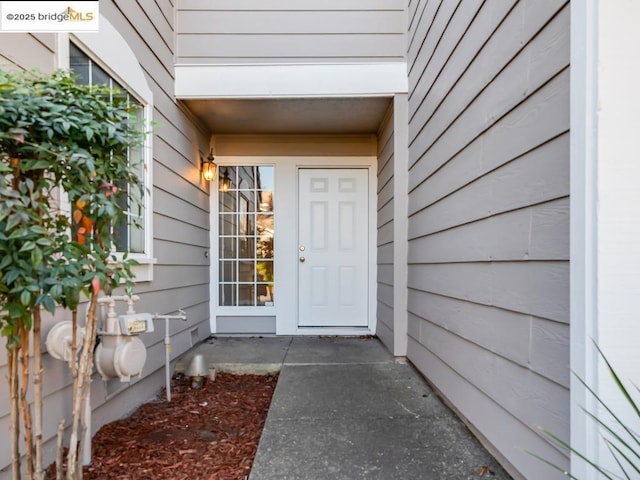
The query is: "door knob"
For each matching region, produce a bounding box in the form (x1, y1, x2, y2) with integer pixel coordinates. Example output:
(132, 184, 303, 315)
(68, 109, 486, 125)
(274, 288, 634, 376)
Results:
(299, 256, 305, 263)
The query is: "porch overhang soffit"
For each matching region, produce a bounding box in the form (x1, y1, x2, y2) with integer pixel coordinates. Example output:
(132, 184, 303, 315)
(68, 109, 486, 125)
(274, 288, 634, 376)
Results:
(174, 63, 408, 99)
(174, 63, 408, 135)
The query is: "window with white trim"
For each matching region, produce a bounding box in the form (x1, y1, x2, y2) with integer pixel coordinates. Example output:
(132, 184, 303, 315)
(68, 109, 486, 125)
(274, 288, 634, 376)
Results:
(69, 42, 150, 258)
(218, 166, 274, 306)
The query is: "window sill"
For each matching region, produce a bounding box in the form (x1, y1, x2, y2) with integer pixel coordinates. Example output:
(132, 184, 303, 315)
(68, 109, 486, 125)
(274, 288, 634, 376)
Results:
(110, 255, 157, 283)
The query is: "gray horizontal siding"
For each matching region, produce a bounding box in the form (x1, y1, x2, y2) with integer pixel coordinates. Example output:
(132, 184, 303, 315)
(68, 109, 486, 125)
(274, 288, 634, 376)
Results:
(177, 34, 405, 60)
(409, 131, 570, 237)
(412, 316, 569, 430)
(406, 1, 569, 479)
(154, 240, 210, 266)
(154, 213, 210, 247)
(178, 11, 406, 34)
(180, 0, 405, 9)
(0, 33, 56, 72)
(108, 2, 174, 80)
(408, 262, 569, 323)
(410, 38, 569, 184)
(407, 336, 570, 479)
(176, 0, 406, 64)
(377, 104, 395, 352)
(409, 197, 569, 263)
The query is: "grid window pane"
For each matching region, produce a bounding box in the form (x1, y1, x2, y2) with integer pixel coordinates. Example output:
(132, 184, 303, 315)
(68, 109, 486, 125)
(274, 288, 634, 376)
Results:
(219, 167, 237, 191)
(237, 166, 255, 189)
(220, 237, 236, 258)
(257, 285, 274, 306)
(238, 261, 255, 282)
(238, 285, 255, 306)
(219, 261, 236, 283)
(256, 261, 273, 282)
(219, 284, 236, 306)
(257, 191, 273, 212)
(91, 64, 111, 86)
(219, 191, 236, 212)
(257, 212, 273, 229)
(129, 223, 145, 254)
(218, 166, 274, 306)
(256, 236, 273, 260)
(257, 167, 274, 190)
(219, 213, 237, 236)
(239, 212, 254, 236)
(238, 237, 255, 258)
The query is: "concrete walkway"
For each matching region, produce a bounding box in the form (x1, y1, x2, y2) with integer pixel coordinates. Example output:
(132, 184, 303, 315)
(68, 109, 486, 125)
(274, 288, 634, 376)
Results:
(176, 336, 511, 480)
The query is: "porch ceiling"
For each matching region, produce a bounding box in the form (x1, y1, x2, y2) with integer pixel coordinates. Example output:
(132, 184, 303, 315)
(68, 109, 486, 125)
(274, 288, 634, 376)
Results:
(182, 97, 392, 135)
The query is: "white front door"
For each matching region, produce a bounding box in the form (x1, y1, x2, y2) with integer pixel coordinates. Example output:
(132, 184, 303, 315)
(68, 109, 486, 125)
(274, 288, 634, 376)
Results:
(298, 169, 369, 327)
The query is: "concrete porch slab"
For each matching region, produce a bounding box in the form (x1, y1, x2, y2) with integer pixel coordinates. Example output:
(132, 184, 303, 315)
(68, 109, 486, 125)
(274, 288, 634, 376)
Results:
(265, 363, 449, 421)
(284, 336, 394, 365)
(174, 336, 292, 375)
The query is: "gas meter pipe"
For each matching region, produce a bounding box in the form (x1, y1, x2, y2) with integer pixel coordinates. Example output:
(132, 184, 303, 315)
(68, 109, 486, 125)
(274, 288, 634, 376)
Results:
(153, 310, 187, 401)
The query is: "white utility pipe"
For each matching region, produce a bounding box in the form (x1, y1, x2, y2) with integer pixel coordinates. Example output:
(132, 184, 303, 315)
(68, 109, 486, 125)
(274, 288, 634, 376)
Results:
(153, 310, 187, 401)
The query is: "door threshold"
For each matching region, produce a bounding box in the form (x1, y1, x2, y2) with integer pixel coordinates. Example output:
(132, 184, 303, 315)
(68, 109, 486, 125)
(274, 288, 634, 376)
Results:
(294, 327, 373, 336)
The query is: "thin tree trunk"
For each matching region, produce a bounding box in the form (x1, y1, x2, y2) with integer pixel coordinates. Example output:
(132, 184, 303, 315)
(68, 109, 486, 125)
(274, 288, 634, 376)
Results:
(72, 310, 83, 479)
(78, 388, 87, 479)
(78, 298, 99, 480)
(19, 322, 34, 479)
(9, 345, 21, 480)
(67, 294, 97, 480)
(33, 307, 44, 479)
(56, 419, 65, 480)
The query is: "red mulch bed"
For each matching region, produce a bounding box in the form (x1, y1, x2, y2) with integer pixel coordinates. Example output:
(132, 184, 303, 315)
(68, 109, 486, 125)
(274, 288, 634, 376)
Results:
(47, 372, 277, 480)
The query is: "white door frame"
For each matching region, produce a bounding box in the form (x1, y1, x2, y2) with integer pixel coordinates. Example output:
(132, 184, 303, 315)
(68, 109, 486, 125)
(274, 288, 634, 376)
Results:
(209, 156, 378, 336)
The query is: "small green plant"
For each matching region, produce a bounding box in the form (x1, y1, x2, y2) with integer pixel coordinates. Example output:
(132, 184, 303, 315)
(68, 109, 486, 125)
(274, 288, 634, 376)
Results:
(531, 344, 640, 479)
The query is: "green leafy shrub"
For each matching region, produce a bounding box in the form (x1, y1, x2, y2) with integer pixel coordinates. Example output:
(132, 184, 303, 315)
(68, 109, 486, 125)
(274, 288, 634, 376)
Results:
(0, 68, 147, 479)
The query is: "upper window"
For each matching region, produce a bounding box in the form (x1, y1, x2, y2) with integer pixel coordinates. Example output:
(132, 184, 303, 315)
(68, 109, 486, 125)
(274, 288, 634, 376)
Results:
(69, 42, 148, 256)
(219, 166, 274, 306)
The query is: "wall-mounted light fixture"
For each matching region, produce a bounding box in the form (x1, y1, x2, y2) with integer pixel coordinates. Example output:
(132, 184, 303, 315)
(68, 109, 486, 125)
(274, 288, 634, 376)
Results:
(201, 150, 217, 182)
(220, 167, 231, 192)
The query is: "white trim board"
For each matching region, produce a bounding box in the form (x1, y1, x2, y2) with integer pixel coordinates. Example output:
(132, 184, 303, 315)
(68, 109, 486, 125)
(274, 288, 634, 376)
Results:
(176, 63, 408, 98)
(571, 1, 640, 478)
(570, 1, 599, 476)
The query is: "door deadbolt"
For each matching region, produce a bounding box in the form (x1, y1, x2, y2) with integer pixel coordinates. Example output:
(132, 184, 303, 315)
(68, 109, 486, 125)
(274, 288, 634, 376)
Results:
(299, 245, 305, 251)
